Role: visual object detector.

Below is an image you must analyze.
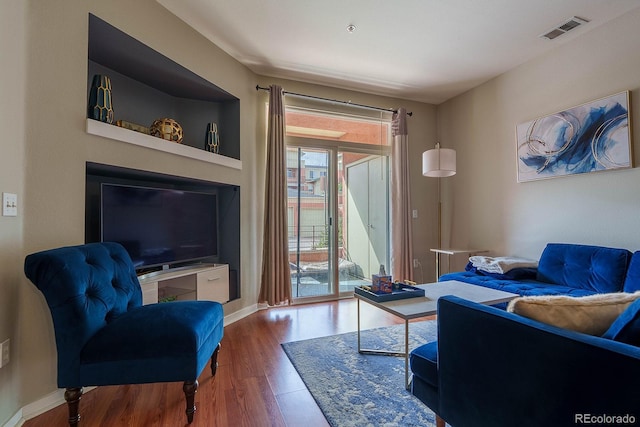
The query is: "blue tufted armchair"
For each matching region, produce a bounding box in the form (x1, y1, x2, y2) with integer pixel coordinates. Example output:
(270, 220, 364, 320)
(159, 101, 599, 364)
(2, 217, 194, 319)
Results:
(24, 242, 224, 426)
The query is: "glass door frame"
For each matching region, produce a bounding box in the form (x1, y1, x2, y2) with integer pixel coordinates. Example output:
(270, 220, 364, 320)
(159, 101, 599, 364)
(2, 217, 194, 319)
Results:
(288, 145, 336, 303)
(287, 135, 391, 304)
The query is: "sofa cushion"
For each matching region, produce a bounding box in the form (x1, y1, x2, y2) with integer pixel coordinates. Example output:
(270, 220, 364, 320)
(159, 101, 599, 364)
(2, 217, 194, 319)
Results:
(409, 341, 438, 388)
(79, 300, 224, 384)
(622, 251, 640, 293)
(440, 271, 597, 298)
(536, 243, 631, 293)
(507, 292, 640, 335)
(602, 298, 640, 346)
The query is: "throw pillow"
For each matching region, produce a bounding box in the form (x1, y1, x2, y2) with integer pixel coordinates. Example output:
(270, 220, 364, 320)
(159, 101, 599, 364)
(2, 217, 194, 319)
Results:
(507, 292, 640, 336)
(602, 298, 640, 346)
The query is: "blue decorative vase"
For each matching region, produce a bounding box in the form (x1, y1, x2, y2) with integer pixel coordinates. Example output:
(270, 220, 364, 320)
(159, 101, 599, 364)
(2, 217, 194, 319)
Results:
(88, 74, 114, 124)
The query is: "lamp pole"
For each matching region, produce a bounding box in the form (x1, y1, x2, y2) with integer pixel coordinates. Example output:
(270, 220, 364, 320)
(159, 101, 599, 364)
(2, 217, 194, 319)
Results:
(423, 142, 457, 280)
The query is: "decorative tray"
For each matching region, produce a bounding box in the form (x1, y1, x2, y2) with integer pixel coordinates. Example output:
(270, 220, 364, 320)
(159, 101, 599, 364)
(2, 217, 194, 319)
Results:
(354, 283, 425, 302)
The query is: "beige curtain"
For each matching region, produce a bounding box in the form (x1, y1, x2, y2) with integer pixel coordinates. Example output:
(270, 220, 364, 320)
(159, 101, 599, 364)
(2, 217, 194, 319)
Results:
(390, 107, 414, 281)
(259, 85, 292, 306)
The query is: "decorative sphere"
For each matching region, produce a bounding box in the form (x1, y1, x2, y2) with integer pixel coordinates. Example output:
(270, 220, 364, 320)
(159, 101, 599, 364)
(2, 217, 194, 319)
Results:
(150, 118, 183, 143)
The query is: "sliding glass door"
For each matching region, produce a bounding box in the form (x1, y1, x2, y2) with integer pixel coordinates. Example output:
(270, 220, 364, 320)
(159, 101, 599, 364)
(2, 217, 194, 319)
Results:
(343, 154, 389, 283)
(288, 147, 334, 298)
(285, 107, 391, 302)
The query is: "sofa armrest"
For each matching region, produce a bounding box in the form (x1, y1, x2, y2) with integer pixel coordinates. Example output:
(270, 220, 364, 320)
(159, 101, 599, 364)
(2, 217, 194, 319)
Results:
(436, 296, 640, 427)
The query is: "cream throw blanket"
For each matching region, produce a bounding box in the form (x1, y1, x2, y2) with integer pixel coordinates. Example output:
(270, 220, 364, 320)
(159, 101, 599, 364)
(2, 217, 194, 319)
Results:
(469, 256, 538, 274)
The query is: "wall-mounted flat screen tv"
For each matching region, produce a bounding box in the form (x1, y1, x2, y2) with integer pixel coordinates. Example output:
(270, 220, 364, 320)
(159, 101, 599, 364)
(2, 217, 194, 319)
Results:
(101, 183, 217, 271)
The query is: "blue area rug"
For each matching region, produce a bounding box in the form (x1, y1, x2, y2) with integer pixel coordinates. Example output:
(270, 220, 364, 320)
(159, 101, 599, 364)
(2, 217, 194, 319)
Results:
(281, 321, 438, 427)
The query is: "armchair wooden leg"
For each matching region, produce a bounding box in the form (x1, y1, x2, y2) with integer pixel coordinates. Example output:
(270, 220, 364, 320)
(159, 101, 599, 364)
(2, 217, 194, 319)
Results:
(436, 414, 446, 427)
(64, 387, 83, 427)
(210, 343, 221, 376)
(183, 380, 198, 424)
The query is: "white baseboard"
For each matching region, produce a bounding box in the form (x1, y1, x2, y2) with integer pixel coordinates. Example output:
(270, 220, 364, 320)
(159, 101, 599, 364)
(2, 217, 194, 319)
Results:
(5, 386, 98, 426)
(224, 304, 257, 326)
(3, 409, 23, 427)
(3, 389, 62, 427)
(21, 389, 65, 421)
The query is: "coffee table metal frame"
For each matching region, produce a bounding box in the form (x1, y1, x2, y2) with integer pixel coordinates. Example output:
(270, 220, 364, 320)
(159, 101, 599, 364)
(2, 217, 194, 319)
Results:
(355, 280, 518, 389)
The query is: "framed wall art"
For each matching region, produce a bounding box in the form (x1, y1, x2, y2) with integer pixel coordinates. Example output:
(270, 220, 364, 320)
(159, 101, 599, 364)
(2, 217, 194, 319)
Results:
(516, 91, 632, 182)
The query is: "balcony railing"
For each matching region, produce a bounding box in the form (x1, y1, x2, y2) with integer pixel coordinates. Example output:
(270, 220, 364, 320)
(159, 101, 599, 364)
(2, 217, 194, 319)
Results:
(288, 225, 345, 251)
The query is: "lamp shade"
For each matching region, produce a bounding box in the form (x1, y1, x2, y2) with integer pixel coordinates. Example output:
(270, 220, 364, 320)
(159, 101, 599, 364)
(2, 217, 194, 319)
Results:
(422, 146, 456, 177)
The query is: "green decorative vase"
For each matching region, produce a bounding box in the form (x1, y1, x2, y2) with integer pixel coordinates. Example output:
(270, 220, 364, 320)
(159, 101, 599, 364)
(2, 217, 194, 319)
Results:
(88, 74, 114, 124)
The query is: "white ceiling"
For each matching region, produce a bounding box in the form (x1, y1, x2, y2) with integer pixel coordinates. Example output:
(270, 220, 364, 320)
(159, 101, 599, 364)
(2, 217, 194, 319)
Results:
(157, 0, 640, 104)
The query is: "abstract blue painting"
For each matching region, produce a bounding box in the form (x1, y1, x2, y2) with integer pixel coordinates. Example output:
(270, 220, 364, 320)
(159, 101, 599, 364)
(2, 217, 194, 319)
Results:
(517, 91, 631, 182)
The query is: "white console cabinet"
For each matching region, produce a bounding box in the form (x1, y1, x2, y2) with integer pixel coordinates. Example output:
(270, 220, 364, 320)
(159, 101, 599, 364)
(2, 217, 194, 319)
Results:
(138, 264, 229, 305)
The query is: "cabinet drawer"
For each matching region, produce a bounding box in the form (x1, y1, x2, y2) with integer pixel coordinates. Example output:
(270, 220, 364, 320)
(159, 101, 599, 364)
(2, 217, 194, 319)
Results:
(197, 265, 229, 303)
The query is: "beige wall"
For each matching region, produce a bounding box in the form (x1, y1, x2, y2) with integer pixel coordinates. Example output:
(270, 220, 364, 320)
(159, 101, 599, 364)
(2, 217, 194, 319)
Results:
(0, 0, 26, 423)
(438, 8, 640, 270)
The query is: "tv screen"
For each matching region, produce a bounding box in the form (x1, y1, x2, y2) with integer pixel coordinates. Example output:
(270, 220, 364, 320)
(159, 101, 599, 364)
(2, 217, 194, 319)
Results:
(101, 183, 217, 270)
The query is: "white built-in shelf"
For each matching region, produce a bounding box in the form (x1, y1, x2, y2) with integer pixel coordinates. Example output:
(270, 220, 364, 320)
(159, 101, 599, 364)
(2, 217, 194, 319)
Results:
(87, 118, 242, 170)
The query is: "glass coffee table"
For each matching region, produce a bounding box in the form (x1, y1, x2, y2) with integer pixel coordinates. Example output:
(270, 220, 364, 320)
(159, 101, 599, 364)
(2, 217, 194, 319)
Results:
(355, 280, 518, 389)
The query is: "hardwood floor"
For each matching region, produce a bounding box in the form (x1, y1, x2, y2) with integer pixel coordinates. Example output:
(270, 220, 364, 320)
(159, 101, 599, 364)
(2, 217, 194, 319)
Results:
(24, 298, 431, 427)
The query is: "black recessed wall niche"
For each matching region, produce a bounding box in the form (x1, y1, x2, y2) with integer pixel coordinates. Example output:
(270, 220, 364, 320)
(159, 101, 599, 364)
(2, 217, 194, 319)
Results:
(85, 162, 241, 301)
(87, 14, 240, 159)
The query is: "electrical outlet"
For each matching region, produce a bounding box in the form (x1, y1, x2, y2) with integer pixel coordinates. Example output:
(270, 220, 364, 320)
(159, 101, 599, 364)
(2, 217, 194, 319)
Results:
(0, 339, 9, 368)
(413, 258, 419, 268)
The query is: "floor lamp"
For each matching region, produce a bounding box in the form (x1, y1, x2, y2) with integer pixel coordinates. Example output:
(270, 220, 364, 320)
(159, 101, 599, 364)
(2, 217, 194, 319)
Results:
(423, 143, 457, 278)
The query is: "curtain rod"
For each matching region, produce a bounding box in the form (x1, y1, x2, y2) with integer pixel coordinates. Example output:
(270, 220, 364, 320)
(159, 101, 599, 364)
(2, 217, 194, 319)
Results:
(255, 85, 412, 116)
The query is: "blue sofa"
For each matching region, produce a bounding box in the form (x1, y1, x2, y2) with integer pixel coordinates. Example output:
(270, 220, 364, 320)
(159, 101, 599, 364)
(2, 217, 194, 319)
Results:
(410, 296, 640, 427)
(440, 243, 640, 306)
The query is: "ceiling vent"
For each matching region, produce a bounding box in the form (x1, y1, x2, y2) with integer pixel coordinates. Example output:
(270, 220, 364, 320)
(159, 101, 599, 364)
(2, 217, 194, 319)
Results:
(540, 16, 590, 40)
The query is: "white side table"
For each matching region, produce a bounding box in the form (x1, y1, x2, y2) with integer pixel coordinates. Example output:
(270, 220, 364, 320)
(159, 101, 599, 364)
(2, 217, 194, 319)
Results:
(430, 248, 487, 281)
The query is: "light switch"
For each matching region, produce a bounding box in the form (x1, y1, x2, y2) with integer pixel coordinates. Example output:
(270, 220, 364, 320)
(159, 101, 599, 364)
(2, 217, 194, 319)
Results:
(412, 209, 418, 219)
(2, 193, 17, 217)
